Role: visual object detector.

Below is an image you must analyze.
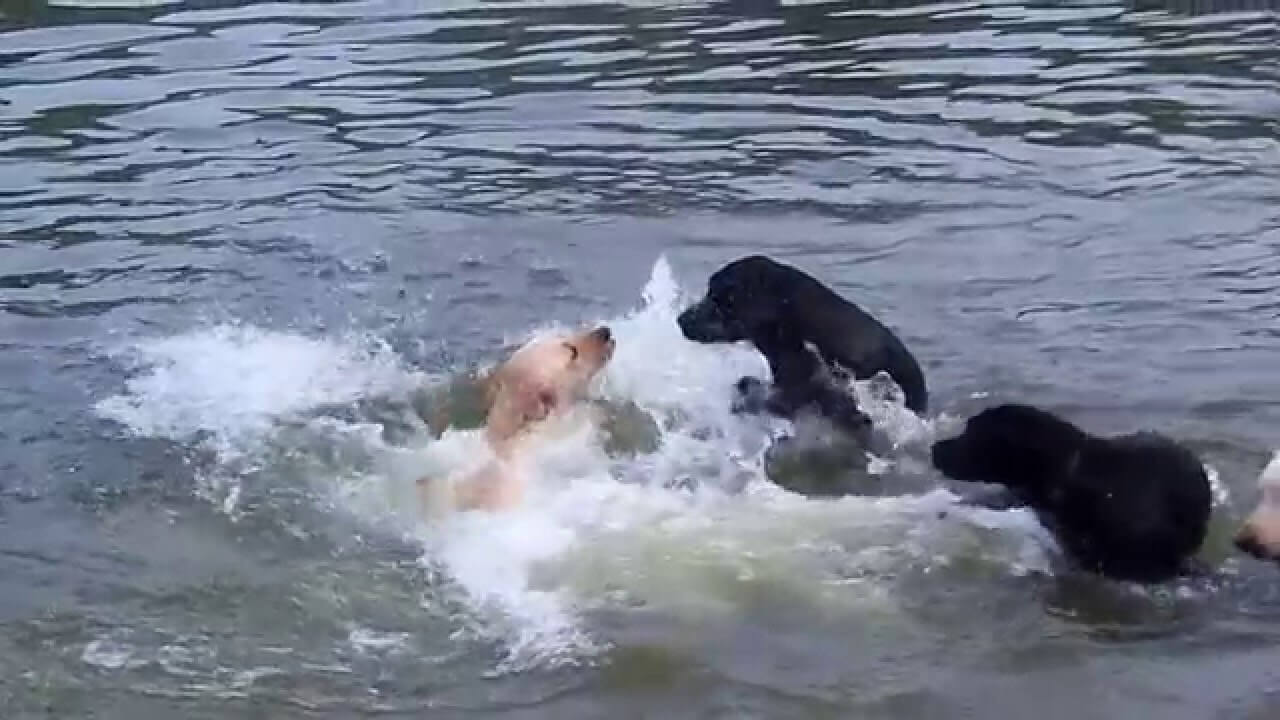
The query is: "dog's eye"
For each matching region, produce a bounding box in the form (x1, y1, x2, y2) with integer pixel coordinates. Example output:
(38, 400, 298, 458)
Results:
(563, 343, 579, 361)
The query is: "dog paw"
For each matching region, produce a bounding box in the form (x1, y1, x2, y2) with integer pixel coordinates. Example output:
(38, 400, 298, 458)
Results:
(732, 376, 771, 414)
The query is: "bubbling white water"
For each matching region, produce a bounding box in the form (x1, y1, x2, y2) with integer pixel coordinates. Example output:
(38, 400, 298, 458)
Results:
(95, 256, 1057, 672)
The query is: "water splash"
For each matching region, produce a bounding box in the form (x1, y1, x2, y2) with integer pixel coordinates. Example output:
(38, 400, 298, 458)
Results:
(96, 323, 426, 459)
(95, 256, 1056, 672)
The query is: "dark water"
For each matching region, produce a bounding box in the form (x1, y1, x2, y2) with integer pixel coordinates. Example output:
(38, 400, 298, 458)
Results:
(3, 0, 1280, 717)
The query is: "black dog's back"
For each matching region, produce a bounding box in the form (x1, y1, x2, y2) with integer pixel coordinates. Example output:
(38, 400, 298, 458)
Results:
(1060, 433, 1211, 580)
(932, 404, 1211, 583)
(787, 269, 927, 413)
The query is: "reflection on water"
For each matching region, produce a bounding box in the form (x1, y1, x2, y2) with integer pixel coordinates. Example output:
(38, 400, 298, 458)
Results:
(2, 0, 1276, 228)
(1, 0, 1279, 717)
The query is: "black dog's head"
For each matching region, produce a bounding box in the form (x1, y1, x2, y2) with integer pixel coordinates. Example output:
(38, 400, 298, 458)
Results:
(931, 404, 1085, 491)
(678, 255, 799, 344)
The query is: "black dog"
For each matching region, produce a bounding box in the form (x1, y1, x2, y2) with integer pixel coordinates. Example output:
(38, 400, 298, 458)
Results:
(931, 404, 1211, 583)
(677, 255, 927, 435)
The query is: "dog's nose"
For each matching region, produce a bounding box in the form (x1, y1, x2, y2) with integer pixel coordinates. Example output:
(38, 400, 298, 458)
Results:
(676, 307, 693, 333)
(593, 326, 612, 343)
(1235, 530, 1267, 560)
(929, 442, 947, 467)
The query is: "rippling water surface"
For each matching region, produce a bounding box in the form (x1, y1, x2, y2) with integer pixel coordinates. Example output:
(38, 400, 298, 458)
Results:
(2, 0, 1280, 717)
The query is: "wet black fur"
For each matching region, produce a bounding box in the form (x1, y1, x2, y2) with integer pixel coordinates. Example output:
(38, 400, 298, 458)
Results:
(677, 255, 927, 435)
(932, 404, 1211, 583)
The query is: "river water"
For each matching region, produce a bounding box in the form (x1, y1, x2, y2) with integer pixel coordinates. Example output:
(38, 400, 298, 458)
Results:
(2, 0, 1279, 717)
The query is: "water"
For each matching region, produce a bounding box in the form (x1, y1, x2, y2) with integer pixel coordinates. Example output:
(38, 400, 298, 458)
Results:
(2, 0, 1279, 716)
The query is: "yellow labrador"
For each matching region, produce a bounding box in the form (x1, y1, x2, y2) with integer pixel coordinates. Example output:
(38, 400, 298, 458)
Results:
(1235, 452, 1280, 562)
(417, 325, 615, 512)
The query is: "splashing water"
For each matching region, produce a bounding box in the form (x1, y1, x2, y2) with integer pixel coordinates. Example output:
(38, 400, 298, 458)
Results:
(96, 324, 427, 461)
(95, 256, 1059, 672)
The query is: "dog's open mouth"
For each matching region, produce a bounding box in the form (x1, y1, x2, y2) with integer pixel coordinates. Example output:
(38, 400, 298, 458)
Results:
(585, 325, 616, 367)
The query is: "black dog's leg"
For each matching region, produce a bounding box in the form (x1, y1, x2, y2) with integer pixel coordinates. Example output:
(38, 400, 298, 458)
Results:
(763, 386, 807, 419)
(731, 375, 806, 419)
(734, 375, 871, 438)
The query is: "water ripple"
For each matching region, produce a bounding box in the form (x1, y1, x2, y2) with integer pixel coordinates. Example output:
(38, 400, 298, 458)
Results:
(2, 1, 1274, 233)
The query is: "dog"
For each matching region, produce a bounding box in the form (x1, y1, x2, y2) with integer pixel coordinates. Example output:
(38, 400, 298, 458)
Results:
(677, 255, 927, 435)
(930, 404, 1211, 583)
(417, 324, 615, 512)
(1233, 451, 1280, 563)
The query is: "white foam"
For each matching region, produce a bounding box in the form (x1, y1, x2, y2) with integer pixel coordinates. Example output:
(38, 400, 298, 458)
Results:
(82, 638, 144, 671)
(347, 627, 411, 655)
(1206, 463, 1230, 507)
(96, 324, 426, 457)
(95, 256, 1055, 672)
